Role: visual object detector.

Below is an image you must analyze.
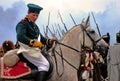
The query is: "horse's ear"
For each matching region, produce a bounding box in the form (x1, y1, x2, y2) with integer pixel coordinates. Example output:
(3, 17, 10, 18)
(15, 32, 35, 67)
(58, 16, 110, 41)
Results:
(85, 14, 90, 26)
(82, 18, 85, 23)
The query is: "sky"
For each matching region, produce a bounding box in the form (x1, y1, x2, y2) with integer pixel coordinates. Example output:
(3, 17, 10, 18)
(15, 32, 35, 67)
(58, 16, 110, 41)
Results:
(0, 0, 120, 45)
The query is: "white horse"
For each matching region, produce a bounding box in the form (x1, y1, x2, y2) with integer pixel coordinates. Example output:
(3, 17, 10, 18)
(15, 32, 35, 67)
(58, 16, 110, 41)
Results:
(0, 16, 108, 81)
(47, 16, 108, 81)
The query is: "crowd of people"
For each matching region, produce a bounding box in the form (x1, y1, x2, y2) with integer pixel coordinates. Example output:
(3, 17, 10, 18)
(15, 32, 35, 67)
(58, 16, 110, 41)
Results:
(0, 3, 120, 81)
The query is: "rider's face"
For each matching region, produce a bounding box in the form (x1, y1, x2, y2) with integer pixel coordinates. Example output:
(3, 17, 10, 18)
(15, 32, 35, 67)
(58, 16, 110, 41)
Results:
(28, 12, 39, 23)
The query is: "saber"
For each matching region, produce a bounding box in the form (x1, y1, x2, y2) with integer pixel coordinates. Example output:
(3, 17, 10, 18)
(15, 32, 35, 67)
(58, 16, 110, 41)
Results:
(91, 12, 101, 37)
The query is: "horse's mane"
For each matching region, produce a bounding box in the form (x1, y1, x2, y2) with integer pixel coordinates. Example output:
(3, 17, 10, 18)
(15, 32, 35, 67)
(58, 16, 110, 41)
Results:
(60, 25, 81, 41)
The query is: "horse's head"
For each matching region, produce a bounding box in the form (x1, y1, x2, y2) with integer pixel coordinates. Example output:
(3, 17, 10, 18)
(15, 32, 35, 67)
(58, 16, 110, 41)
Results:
(77, 17, 109, 81)
(79, 17, 108, 50)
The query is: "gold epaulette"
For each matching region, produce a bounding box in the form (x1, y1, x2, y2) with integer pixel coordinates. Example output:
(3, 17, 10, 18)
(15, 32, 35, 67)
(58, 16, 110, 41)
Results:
(21, 18, 26, 22)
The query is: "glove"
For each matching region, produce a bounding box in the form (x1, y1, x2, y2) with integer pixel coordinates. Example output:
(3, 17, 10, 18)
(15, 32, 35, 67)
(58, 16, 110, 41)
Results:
(49, 38, 58, 45)
(30, 40, 44, 48)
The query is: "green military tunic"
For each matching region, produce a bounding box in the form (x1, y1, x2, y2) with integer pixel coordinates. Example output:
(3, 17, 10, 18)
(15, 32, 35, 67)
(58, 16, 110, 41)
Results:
(16, 17, 47, 46)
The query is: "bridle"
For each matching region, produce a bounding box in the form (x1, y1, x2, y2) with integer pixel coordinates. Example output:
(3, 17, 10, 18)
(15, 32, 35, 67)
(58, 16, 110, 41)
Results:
(80, 24, 103, 51)
(77, 24, 107, 81)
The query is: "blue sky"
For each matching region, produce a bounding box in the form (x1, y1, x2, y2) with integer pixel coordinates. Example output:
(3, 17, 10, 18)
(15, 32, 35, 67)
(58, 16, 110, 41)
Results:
(0, 0, 120, 45)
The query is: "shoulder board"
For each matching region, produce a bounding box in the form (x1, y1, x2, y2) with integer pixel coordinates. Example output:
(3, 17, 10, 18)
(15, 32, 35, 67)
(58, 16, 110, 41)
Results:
(21, 18, 26, 22)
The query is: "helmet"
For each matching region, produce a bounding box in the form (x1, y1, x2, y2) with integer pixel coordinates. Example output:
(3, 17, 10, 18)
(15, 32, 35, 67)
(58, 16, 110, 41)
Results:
(102, 33, 110, 44)
(116, 31, 120, 43)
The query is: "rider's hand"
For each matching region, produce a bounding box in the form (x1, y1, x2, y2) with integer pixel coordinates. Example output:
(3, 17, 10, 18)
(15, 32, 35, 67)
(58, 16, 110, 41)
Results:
(49, 37, 58, 45)
(30, 40, 44, 48)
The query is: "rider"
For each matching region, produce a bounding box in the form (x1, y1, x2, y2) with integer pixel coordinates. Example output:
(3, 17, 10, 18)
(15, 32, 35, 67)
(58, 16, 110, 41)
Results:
(107, 31, 120, 81)
(16, 3, 57, 81)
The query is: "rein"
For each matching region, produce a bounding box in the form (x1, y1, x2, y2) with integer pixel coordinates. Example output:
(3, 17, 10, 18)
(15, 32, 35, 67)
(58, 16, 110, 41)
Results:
(51, 44, 65, 77)
(57, 42, 81, 53)
(51, 41, 80, 77)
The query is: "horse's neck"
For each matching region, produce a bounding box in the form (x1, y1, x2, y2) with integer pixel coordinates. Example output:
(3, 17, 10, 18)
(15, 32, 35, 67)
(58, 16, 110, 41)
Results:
(59, 26, 81, 68)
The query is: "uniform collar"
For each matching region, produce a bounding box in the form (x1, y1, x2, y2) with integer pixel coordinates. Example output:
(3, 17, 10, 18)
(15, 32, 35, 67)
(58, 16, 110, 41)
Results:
(25, 15, 32, 23)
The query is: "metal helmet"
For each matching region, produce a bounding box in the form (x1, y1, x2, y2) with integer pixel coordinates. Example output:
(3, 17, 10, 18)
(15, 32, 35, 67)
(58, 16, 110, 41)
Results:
(102, 33, 110, 44)
(116, 31, 120, 43)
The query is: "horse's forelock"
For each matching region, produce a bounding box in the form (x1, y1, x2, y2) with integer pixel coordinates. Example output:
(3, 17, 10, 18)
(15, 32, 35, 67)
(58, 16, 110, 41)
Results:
(79, 28, 94, 49)
(86, 27, 94, 33)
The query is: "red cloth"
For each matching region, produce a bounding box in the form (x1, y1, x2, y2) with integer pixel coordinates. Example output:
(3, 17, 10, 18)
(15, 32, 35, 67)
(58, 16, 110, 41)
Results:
(0, 58, 31, 79)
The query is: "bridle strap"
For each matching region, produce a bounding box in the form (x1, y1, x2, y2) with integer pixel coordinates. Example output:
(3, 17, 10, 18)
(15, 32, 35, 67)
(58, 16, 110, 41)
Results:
(51, 42, 79, 77)
(57, 41, 81, 53)
(51, 44, 64, 77)
(54, 49, 78, 70)
(80, 24, 102, 50)
(80, 24, 95, 44)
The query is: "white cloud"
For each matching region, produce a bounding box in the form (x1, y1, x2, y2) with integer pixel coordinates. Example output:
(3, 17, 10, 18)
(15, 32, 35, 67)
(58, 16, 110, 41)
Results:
(24, 0, 112, 13)
(0, 0, 114, 22)
(24, 0, 114, 27)
(0, 0, 117, 15)
(0, 0, 21, 10)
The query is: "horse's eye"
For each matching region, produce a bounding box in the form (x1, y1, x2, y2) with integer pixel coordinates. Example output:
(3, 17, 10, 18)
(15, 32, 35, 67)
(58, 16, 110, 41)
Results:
(90, 30, 95, 34)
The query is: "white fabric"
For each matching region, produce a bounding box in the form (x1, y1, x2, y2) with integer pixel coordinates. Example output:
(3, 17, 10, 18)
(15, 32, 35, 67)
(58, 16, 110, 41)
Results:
(22, 52, 50, 71)
(38, 34, 41, 41)
(17, 42, 50, 71)
(82, 71, 89, 79)
(17, 42, 41, 58)
(3, 49, 19, 67)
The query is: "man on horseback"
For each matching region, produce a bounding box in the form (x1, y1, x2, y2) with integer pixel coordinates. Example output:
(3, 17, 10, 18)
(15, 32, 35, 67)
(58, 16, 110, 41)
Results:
(16, 3, 57, 81)
(107, 31, 120, 81)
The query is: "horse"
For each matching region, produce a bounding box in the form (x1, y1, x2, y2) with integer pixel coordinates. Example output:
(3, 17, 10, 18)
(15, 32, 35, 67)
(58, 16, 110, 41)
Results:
(47, 16, 108, 81)
(0, 16, 108, 81)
